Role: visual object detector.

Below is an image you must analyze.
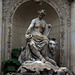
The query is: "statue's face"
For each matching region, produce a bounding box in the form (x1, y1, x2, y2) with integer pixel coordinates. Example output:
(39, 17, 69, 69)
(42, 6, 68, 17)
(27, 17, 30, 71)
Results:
(38, 13, 45, 19)
(49, 40, 56, 50)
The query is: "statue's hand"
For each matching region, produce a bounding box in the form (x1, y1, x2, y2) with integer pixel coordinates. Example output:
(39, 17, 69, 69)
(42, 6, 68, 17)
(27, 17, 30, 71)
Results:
(41, 58, 46, 63)
(48, 24, 52, 28)
(25, 34, 32, 40)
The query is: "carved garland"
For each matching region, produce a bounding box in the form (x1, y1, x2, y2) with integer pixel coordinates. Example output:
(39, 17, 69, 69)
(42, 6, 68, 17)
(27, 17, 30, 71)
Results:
(55, 0, 71, 67)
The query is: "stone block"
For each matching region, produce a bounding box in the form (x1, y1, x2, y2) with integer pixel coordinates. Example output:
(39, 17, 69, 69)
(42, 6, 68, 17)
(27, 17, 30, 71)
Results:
(15, 73, 41, 75)
(21, 73, 40, 75)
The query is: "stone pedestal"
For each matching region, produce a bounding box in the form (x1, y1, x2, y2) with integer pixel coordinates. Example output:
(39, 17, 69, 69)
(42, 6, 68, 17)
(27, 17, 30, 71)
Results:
(71, 1, 75, 72)
(16, 73, 41, 75)
(21, 73, 40, 75)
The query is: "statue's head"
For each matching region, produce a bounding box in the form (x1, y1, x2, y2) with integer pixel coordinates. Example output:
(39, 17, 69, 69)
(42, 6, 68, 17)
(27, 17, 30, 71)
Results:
(49, 40, 56, 50)
(49, 38, 57, 50)
(38, 10, 46, 19)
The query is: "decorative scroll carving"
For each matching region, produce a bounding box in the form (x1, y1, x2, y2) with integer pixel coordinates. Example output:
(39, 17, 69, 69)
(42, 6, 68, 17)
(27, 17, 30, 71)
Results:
(55, 0, 71, 26)
(60, 29, 65, 66)
(7, 24, 12, 58)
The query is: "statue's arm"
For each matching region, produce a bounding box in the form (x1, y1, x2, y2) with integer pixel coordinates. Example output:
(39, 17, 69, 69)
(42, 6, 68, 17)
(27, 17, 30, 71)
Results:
(25, 19, 35, 40)
(26, 19, 35, 34)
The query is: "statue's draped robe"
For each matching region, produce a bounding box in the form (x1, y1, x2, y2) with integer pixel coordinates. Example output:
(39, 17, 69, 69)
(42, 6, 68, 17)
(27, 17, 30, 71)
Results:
(25, 18, 51, 60)
(18, 18, 59, 73)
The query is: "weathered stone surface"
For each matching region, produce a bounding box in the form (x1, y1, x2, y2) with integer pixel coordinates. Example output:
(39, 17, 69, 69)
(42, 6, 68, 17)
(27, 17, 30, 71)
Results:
(2, 0, 70, 64)
(18, 61, 59, 73)
(7, 73, 41, 75)
(1, 0, 73, 73)
(17, 73, 40, 75)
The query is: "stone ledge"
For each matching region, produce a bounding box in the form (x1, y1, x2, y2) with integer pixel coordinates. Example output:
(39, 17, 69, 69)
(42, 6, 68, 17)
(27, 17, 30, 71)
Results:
(16, 73, 41, 75)
(22, 74, 40, 75)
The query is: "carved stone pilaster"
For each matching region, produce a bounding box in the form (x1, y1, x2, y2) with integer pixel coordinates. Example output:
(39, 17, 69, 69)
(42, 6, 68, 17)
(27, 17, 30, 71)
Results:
(60, 29, 65, 66)
(55, 0, 71, 26)
(54, 0, 71, 67)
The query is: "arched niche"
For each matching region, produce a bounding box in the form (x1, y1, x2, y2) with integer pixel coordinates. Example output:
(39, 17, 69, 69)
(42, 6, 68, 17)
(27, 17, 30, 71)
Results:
(12, 0, 60, 48)
(12, 0, 60, 65)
